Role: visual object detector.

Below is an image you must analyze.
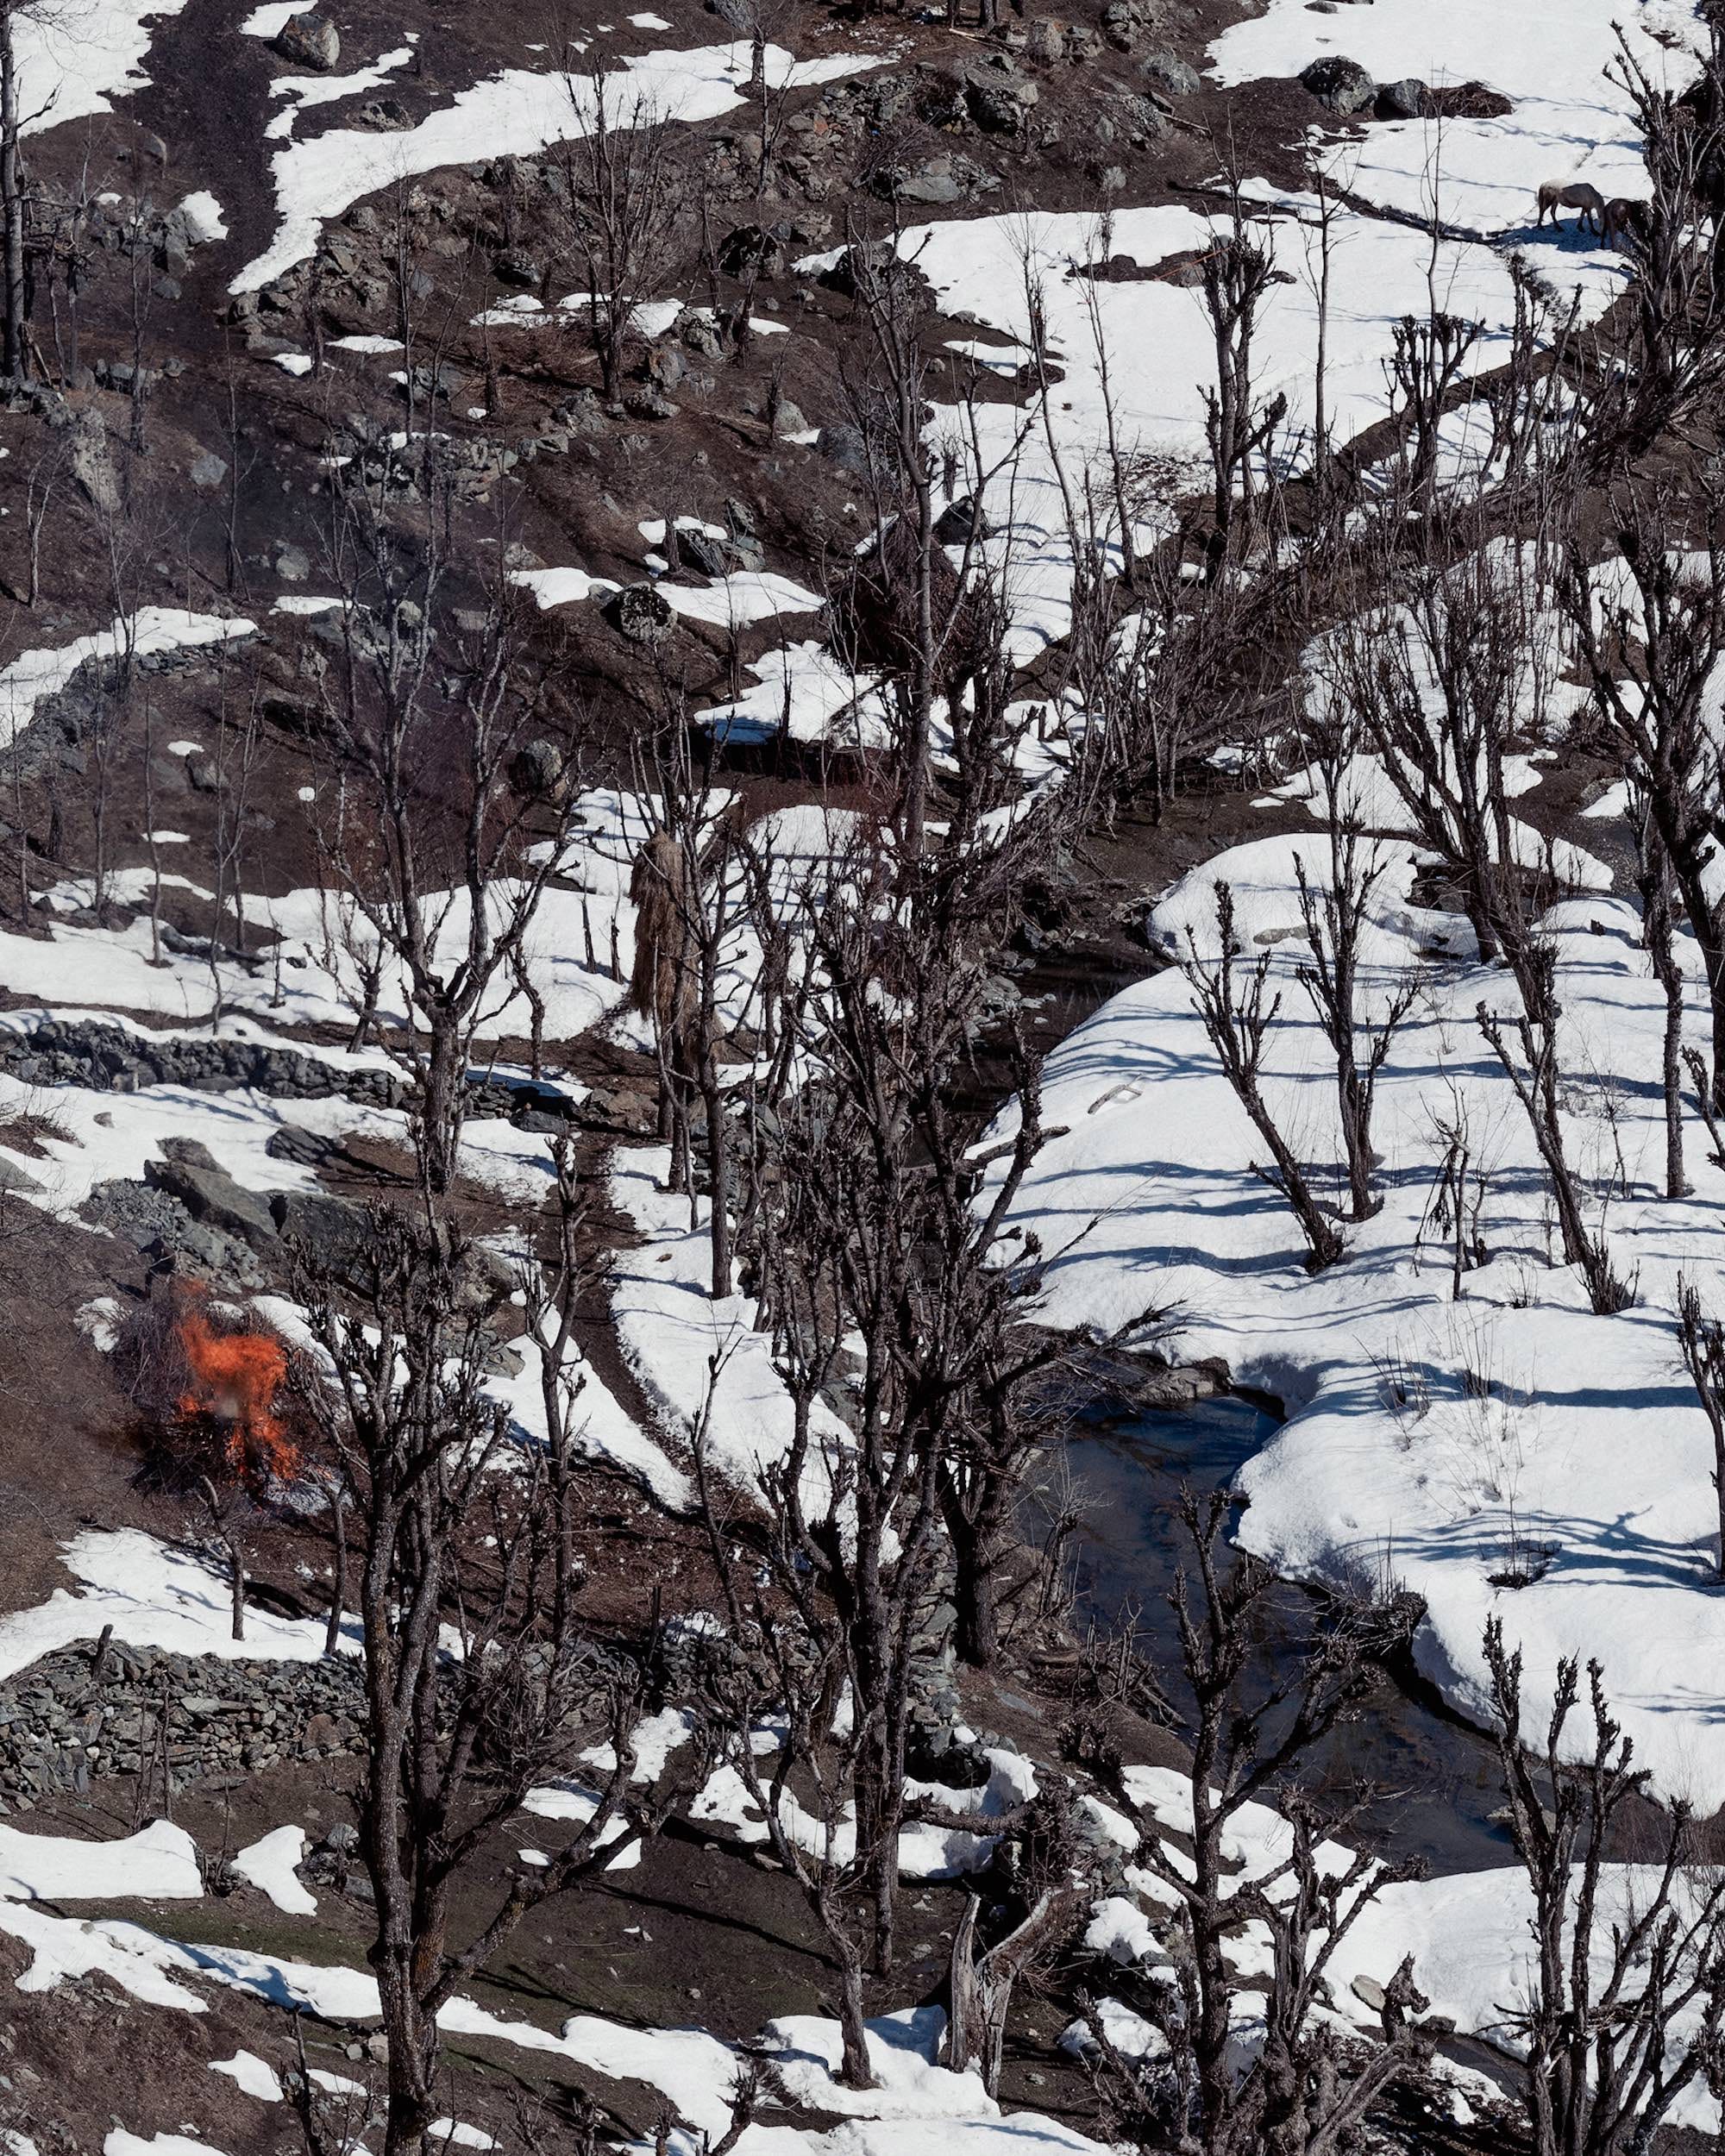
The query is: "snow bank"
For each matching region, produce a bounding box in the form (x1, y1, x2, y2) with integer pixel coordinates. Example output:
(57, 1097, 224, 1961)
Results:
(0, 1529, 348, 1680)
(233, 41, 880, 293)
(231, 1827, 317, 1915)
(1210, 0, 1695, 249)
(0, 1821, 200, 1904)
(993, 807, 1725, 1806)
(15, 0, 191, 141)
(209, 2053, 283, 2103)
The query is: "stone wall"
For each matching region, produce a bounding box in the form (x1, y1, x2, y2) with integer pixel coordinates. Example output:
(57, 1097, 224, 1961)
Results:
(0, 1639, 365, 1812)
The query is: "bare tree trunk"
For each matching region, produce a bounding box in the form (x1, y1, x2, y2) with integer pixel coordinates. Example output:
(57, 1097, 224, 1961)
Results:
(198, 1476, 246, 1644)
(323, 1472, 347, 1658)
(0, 4, 24, 385)
(1635, 812, 1687, 1199)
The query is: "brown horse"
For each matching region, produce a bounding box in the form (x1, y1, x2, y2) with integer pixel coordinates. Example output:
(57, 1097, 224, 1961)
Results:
(1536, 179, 1605, 234)
(1603, 196, 1647, 247)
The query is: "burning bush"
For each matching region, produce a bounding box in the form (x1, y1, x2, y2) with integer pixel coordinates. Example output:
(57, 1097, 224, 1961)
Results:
(173, 1307, 298, 1486)
(122, 1285, 302, 1495)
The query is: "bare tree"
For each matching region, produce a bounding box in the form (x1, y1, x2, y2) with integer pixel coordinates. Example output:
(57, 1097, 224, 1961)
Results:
(834, 225, 1005, 863)
(1484, 1617, 1725, 2155)
(1327, 548, 1531, 968)
(304, 1209, 703, 2156)
(1676, 1278, 1725, 1581)
(519, 1135, 593, 1639)
(1475, 938, 1635, 1315)
(1292, 755, 1418, 1220)
(1385, 305, 1482, 515)
(1595, 22, 1725, 455)
(310, 484, 583, 1195)
(1180, 882, 1346, 1269)
(1630, 789, 1688, 1199)
(1199, 199, 1287, 577)
(557, 58, 677, 405)
(1565, 503, 1725, 1115)
(0, 0, 60, 383)
(947, 1792, 1088, 2096)
(1086, 1494, 1432, 2155)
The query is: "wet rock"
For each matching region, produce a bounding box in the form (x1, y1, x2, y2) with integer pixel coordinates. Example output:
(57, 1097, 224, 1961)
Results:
(0, 1013, 406, 1108)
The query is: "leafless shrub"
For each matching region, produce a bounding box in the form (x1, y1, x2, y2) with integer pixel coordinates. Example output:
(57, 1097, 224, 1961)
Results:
(1179, 881, 1346, 1269)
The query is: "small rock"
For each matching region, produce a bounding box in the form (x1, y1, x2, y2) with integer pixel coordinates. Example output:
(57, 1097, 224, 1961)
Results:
(1375, 77, 1430, 120)
(356, 97, 412, 131)
(894, 157, 963, 206)
(275, 10, 340, 72)
(1300, 54, 1376, 115)
(604, 581, 674, 646)
(1143, 48, 1201, 96)
(509, 737, 568, 803)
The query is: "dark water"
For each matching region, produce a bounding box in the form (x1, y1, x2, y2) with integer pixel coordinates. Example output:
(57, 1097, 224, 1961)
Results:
(1065, 1395, 1515, 1877)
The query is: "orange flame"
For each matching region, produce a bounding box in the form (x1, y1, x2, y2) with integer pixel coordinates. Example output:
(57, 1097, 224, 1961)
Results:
(175, 1311, 298, 1484)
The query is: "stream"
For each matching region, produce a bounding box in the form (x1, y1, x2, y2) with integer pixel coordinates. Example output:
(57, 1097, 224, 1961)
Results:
(1066, 1393, 1515, 1877)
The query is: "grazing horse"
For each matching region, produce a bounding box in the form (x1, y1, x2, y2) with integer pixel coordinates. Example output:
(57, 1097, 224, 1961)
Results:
(1537, 179, 1605, 234)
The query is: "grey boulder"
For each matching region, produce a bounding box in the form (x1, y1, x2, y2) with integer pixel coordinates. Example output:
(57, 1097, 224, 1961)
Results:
(275, 11, 340, 72)
(1300, 55, 1376, 115)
